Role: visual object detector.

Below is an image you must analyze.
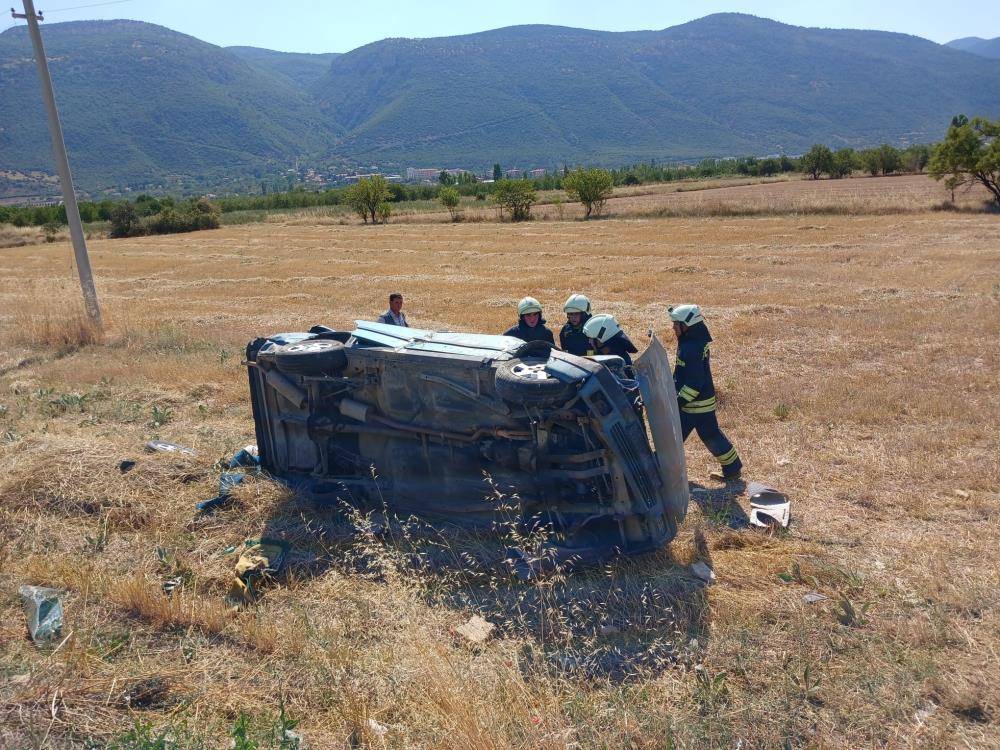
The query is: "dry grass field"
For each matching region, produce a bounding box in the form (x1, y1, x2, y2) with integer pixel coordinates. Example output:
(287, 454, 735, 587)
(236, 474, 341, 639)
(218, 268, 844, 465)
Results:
(274, 174, 986, 226)
(0, 177, 998, 748)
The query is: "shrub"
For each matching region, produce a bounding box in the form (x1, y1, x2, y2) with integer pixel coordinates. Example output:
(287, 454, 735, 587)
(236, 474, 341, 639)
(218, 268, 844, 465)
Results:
(492, 179, 537, 221)
(563, 168, 614, 218)
(438, 186, 461, 220)
(109, 198, 219, 238)
(109, 202, 143, 238)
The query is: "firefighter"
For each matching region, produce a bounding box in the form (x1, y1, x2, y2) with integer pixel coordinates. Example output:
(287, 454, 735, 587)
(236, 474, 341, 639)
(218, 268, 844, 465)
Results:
(582, 313, 638, 365)
(503, 296, 555, 344)
(559, 293, 593, 356)
(669, 304, 742, 481)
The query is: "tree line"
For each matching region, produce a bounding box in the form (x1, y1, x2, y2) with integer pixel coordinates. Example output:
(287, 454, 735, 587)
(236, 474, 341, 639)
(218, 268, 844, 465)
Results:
(2, 116, 996, 232)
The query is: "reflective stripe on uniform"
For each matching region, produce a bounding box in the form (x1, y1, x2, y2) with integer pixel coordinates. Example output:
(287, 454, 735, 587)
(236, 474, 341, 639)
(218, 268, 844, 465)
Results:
(715, 447, 739, 466)
(675, 357, 685, 367)
(680, 396, 717, 413)
(678, 385, 699, 402)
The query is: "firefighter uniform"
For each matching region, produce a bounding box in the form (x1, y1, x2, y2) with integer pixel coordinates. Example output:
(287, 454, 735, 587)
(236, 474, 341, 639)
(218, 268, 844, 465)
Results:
(559, 314, 593, 356)
(596, 330, 638, 365)
(504, 318, 555, 344)
(673, 320, 742, 478)
(504, 297, 556, 345)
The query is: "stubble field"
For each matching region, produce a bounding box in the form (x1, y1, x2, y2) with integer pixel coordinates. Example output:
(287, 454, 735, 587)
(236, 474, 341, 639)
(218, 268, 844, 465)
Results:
(0, 178, 998, 748)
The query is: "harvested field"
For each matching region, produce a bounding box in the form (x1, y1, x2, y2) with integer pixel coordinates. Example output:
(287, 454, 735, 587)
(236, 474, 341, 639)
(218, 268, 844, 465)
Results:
(0, 184, 998, 747)
(256, 174, 987, 227)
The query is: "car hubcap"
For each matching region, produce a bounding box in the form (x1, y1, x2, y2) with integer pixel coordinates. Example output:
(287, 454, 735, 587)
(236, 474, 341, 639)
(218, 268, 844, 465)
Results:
(290, 342, 330, 352)
(511, 362, 551, 381)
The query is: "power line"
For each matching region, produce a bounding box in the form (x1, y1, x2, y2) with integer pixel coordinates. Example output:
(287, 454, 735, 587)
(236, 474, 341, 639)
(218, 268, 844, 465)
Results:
(42, 0, 134, 14)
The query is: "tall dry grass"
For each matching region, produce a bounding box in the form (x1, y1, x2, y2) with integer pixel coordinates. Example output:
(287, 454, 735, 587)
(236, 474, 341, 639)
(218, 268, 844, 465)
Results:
(10, 304, 103, 352)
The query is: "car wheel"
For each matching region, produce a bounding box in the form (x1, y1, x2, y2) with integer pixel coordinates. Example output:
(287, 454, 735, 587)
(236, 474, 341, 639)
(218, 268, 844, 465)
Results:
(273, 339, 348, 375)
(495, 356, 577, 406)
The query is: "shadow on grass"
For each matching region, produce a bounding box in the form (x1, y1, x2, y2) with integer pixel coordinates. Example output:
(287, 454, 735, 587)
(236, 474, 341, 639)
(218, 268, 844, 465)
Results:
(689, 479, 751, 529)
(253, 476, 712, 683)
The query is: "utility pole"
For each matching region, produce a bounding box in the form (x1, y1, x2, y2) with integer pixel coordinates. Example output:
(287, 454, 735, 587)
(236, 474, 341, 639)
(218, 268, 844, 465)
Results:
(12, 0, 103, 331)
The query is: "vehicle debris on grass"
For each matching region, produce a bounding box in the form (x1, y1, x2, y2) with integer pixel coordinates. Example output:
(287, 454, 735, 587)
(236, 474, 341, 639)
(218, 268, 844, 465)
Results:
(145, 439, 196, 456)
(747, 481, 791, 528)
(690, 561, 716, 584)
(19, 584, 65, 644)
(454, 614, 496, 645)
(230, 537, 290, 603)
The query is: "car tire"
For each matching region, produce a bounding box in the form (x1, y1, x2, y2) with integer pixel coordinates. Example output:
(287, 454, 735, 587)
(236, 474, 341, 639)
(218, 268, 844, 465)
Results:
(273, 340, 348, 376)
(495, 356, 577, 406)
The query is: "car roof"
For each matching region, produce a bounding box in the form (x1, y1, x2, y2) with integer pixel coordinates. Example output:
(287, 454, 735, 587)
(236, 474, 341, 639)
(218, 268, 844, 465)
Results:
(352, 320, 524, 360)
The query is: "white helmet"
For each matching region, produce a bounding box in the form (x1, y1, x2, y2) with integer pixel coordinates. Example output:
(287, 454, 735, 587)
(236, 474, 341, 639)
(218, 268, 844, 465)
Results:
(517, 296, 542, 316)
(668, 304, 704, 326)
(563, 293, 591, 315)
(582, 313, 621, 344)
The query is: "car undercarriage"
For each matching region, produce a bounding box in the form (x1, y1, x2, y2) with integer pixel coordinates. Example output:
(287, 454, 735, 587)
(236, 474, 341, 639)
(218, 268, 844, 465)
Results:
(245, 322, 688, 567)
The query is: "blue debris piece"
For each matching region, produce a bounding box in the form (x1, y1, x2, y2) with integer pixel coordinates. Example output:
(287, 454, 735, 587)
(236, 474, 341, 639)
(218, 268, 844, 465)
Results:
(229, 447, 261, 470)
(196, 445, 260, 513)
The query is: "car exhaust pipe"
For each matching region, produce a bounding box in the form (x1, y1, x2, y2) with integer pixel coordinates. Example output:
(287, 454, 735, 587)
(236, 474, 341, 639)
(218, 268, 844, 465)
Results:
(264, 367, 307, 409)
(337, 397, 370, 423)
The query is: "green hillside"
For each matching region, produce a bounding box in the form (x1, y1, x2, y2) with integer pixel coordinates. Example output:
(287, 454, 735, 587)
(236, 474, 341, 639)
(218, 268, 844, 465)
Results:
(946, 36, 1000, 59)
(0, 20, 334, 191)
(2, 15, 999, 194)
(226, 46, 340, 88)
(311, 14, 1000, 166)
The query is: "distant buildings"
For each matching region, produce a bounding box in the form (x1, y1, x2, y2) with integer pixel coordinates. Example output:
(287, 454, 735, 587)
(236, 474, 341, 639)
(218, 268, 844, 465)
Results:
(401, 166, 551, 184)
(405, 167, 441, 182)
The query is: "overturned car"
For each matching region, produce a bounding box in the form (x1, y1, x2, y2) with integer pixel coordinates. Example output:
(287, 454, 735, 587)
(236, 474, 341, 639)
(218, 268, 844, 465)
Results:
(245, 322, 689, 565)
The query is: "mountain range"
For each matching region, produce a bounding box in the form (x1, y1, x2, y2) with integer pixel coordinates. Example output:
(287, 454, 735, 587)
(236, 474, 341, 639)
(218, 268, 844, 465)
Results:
(946, 36, 1000, 59)
(1, 14, 999, 195)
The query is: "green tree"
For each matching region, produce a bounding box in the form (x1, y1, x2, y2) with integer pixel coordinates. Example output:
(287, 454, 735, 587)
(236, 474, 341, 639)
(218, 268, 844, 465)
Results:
(563, 168, 614, 218)
(108, 202, 142, 238)
(875, 144, 901, 175)
(492, 179, 536, 221)
(438, 186, 461, 220)
(344, 175, 391, 224)
(758, 158, 781, 177)
(859, 149, 881, 177)
(492, 163, 502, 181)
(800, 145, 834, 179)
(902, 144, 931, 173)
(929, 116, 1000, 206)
(831, 148, 856, 178)
(438, 170, 454, 186)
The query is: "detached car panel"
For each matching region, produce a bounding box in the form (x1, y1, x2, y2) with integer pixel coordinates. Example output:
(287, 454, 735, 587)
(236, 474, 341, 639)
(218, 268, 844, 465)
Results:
(245, 322, 688, 564)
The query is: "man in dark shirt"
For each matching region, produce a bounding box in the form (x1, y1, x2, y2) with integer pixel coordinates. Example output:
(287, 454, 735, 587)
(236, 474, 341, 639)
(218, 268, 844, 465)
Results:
(377, 293, 408, 327)
(559, 293, 594, 356)
(503, 296, 555, 344)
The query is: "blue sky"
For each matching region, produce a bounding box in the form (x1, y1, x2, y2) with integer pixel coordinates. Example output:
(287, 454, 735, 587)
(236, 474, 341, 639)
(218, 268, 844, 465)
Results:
(4, 0, 998, 51)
